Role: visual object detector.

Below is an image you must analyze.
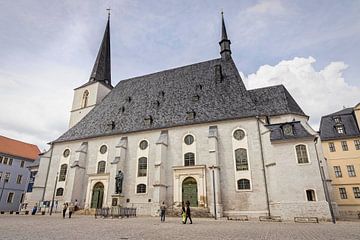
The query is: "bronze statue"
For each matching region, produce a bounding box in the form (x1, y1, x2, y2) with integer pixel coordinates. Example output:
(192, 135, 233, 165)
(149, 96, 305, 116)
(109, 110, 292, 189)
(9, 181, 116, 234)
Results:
(115, 170, 124, 194)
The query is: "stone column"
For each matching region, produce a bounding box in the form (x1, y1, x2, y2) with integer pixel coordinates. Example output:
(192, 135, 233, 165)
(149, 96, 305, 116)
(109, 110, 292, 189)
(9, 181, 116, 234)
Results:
(152, 130, 168, 215)
(110, 137, 127, 206)
(208, 126, 223, 218)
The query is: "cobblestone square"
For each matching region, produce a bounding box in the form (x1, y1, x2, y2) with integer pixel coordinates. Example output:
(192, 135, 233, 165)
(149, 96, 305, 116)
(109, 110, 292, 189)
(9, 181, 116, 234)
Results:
(0, 214, 359, 240)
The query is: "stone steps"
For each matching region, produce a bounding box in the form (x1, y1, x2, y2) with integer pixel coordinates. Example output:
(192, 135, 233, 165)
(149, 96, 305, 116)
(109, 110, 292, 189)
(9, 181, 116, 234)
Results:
(166, 207, 212, 218)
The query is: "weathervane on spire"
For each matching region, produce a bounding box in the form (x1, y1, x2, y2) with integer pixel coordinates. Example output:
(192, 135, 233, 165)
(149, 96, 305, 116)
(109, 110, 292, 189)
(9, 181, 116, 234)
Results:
(106, 7, 111, 19)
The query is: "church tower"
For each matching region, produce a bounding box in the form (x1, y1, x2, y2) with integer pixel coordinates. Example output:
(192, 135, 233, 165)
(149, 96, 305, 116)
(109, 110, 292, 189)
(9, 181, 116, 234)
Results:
(69, 16, 113, 128)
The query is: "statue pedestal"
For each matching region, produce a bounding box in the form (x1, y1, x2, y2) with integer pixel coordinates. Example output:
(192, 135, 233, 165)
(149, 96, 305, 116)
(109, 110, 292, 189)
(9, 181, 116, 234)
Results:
(111, 194, 125, 207)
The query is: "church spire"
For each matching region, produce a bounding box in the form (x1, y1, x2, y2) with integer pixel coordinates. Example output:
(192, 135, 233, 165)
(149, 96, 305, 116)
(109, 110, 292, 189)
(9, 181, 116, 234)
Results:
(219, 11, 231, 60)
(89, 16, 112, 87)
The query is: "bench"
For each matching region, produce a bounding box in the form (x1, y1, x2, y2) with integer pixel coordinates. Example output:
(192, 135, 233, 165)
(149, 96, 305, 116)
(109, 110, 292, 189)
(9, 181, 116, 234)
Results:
(259, 215, 282, 222)
(227, 215, 249, 221)
(294, 217, 319, 223)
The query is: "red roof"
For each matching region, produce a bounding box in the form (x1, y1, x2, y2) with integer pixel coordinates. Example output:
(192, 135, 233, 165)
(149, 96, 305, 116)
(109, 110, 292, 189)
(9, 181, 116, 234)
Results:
(0, 135, 40, 160)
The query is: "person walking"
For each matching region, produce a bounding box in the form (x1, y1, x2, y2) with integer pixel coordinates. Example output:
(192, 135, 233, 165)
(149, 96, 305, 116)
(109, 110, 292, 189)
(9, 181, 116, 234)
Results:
(68, 202, 74, 218)
(62, 203, 68, 219)
(74, 199, 79, 211)
(184, 201, 192, 224)
(160, 201, 166, 222)
(181, 202, 186, 224)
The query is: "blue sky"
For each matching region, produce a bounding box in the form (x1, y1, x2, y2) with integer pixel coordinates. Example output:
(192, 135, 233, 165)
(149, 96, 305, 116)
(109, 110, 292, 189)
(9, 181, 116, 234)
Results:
(0, 0, 359, 150)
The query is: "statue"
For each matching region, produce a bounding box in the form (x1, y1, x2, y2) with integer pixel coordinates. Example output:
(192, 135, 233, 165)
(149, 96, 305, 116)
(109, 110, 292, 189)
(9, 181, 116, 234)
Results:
(115, 170, 124, 194)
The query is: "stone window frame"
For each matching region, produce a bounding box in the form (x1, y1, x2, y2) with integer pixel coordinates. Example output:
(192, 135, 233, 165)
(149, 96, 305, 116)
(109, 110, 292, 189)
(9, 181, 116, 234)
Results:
(305, 189, 317, 201)
(333, 166, 342, 178)
(16, 175, 22, 184)
(294, 144, 311, 165)
(82, 90, 89, 108)
(7, 192, 14, 203)
(56, 188, 64, 196)
(137, 157, 148, 177)
(97, 161, 106, 174)
(136, 184, 146, 194)
(59, 164, 68, 182)
(353, 187, 360, 199)
(234, 148, 249, 171)
(347, 165, 356, 177)
(328, 142, 336, 152)
(341, 141, 348, 151)
(354, 140, 360, 150)
(339, 187, 347, 199)
(237, 179, 251, 190)
(184, 152, 195, 166)
(20, 160, 25, 168)
(8, 158, 13, 166)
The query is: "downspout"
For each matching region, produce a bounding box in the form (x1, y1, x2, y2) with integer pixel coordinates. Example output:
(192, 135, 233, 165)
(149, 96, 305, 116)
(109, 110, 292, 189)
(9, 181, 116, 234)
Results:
(256, 116, 271, 217)
(314, 137, 336, 224)
(42, 143, 54, 201)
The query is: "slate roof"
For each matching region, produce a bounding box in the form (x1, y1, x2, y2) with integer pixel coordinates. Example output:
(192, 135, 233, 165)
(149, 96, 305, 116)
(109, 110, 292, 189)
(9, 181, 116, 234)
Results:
(319, 108, 360, 141)
(0, 135, 40, 160)
(54, 57, 306, 143)
(265, 121, 314, 142)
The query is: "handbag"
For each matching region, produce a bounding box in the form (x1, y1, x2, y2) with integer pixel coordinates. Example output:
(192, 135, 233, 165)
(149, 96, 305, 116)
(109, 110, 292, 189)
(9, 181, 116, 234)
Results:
(182, 212, 186, 222)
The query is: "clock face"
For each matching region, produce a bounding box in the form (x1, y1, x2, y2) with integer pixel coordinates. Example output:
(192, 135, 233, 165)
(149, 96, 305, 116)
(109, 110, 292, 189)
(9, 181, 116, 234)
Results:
(139, 140, 148, 150)
(283, 124, 293, 136)
(233, 129, 245, 140)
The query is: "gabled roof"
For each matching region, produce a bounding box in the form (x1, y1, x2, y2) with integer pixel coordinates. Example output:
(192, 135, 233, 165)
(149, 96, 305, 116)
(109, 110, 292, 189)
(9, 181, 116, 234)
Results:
(54, 57, 306, 143)
(319, 107, 360, 140)
(0, 135, 40, 160)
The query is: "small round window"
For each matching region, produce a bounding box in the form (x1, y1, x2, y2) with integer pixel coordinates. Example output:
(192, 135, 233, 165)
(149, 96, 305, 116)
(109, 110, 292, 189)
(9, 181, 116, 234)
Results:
(139, 140, 148, 150)
(100, 145, 107, 154)
(233, 129, 245, 140)
(184, 135, 194, 145)
(63, 149, 70, 158)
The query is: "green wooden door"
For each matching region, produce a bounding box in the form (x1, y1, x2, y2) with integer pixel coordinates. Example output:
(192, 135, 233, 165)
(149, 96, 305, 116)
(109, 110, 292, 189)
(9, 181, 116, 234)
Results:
(91, 182, 104, 208)
(182, 177, 198, 207)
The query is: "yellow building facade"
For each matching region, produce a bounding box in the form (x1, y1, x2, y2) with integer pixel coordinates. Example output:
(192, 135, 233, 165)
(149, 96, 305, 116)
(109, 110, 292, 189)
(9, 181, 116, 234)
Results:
(320, 103, 360, 218)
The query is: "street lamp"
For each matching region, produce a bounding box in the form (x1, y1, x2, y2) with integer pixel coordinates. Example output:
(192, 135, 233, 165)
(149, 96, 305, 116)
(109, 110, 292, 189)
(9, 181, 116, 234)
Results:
(50, 172, 59, 215)
(209, 165, 217, 220)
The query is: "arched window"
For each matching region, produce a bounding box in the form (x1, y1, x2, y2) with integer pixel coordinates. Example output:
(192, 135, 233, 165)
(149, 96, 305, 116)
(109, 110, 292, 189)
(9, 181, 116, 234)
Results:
(295, 144, 309, 164)
(237, 179, 250, 190)
(138, 157, 147, 177)
(82, 90, 89, 108)
(59, 164, 68, 182)
(235, 148, 248, 171)
(306, 189, 316, 201)
(136, 184, 146, 193)
(56, 188, 64, 196)
(97, 161, 106, 174)
(184, 152, 195, 166)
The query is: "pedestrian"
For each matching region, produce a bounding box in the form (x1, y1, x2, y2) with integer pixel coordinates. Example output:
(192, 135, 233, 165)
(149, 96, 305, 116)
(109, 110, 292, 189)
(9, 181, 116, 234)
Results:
(68, 202, 74, 218)
(184, 201, 192, 224)
(74, 199, 79, 211)
(31, 204, 37, 215)
(160, 201, 166, 222)
(62, 203, 68, 219)
(181, 202, 186, 224)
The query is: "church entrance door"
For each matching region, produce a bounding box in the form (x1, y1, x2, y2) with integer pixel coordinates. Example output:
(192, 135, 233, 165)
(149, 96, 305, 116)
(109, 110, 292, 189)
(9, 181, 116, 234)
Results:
(182, 177, 198, 207)
(91, 182, 104, 209)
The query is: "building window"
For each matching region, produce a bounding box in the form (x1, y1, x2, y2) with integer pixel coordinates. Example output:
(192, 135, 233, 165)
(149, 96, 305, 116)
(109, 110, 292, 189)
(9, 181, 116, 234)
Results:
(283, 124, 294, 136)
(20, 160, 25, 168)
(334, 117, 341, 123)
(235, 148, 248, 171)
(56, 188, 64, 196)
(341, 141, 348, 151)
(184, 135, 194, 145)
(82, 90, 89, 108)
(16, 175, 22, 184)
(9, 158, 13, 166)
(233, 129, 245, 140)
(3, 157, 8, 165)
(20, 193, 25, 203)
(0, 171, 2, 181)
(295, 144, 309, 164)
(184, 152, 195, 166)
(97, 161, 106, 174)
(335, 125, 345, 134)
(328, 142, 335, 152)
(138, 157, 147, 177)
(354, 140, 360, 150)
(4, 173, 10, 182)
(306, 189, 316, 201)
(7, 192, 14, 203)
(347, 165, 356, 177)
(353, 187, 360, 199)
(237, 179, 250, 190)
(63, 149, 70, 158)
(139, 140, 148, 150)
(0, 156, 3, 164)
(99, 145, 107, 154)
(339, 188, 347, 199)
(136, 184, 146, 193)
(59, 164, 68, 182)
(333, 166, 342, 178)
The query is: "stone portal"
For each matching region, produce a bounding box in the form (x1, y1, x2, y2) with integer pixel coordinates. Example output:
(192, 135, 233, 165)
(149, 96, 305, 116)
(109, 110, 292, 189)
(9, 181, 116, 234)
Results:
(182, 177, 198, 207)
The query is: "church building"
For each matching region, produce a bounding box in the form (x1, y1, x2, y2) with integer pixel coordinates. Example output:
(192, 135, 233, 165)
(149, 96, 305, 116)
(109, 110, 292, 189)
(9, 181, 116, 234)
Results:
(30, 14, 333, 220)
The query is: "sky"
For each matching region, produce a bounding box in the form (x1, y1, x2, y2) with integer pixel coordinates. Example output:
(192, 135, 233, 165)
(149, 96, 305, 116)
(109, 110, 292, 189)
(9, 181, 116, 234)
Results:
(0, 0, 359, 151)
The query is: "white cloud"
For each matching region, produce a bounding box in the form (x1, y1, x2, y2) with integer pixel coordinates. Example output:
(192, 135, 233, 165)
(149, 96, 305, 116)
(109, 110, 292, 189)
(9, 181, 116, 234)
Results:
(243, 57, 360, 130)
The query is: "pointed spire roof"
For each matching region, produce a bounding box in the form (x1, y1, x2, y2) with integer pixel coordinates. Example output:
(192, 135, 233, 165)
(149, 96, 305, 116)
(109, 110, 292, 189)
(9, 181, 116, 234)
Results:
(219, 12, 231, 59)
(89, 16, 112, 87)
(221, 11, 229, 41)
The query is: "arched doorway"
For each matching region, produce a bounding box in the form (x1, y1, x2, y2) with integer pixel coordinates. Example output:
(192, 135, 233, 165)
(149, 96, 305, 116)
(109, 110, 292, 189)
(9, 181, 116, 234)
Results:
(182, 177, 198, 207)
(91, 182, 104, 209)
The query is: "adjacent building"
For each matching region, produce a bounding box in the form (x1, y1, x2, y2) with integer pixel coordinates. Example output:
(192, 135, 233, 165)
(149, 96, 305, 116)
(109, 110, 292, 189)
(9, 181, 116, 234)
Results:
(30, 14, 333, 221)
(0, 135, 40, 212)
(320, 103, 360, 218)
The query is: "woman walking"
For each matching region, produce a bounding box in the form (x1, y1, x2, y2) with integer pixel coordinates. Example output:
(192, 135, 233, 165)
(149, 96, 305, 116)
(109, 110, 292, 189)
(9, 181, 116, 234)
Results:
(62, 203, 68, 219)
(181, 202, 186, 224)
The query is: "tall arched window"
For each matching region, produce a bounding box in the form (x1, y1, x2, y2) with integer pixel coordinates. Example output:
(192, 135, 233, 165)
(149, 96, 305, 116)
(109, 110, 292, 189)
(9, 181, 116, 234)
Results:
(82, 90, 89, 108)
(56, 188, 64, 196)
(295, 144, 309, 164)
(237, 179, 250, 190)
(138, 157, 147, 177)
(59, 164, 68, 182)
(184, 152, 195, 166)
(235, 148, 248, 171)
(136, 184, 146, 193)
(97, 161, 106, 174)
